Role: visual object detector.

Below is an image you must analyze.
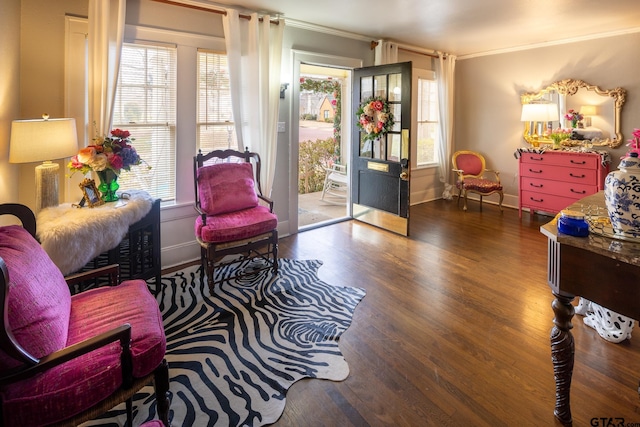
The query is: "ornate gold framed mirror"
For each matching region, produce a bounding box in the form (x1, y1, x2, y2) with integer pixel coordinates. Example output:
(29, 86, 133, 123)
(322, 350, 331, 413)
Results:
(521, 79, 626, 148)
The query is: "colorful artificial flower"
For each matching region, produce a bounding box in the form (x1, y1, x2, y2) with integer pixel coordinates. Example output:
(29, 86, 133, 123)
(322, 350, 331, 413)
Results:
(355, 96, 395, 142)
(564, 109, 583, 126)
(68, 128, 145, 176)
(624, 128, 640, 158)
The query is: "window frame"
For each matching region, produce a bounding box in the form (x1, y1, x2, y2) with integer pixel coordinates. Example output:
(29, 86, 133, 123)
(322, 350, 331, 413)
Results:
(113, 41, 178, 201)
(411, 68, 439, 170)
(196, 49, 237, 153)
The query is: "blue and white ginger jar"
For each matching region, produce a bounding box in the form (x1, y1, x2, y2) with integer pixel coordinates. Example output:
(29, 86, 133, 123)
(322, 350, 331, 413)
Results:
(604, 152, 640, 237)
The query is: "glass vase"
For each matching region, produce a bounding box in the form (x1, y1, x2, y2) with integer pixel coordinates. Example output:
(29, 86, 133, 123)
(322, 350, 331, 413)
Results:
(96, 169, 120, 202)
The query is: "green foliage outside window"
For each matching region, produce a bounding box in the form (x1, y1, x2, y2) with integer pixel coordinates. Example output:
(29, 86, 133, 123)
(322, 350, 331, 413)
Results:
(298, 137, 339, 194)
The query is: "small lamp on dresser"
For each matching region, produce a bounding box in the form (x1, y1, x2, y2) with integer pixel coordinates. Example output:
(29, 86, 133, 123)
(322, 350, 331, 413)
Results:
(580, 105, 597, 127)
(521, 103, 559, 145)
(9, 114, 78, 212)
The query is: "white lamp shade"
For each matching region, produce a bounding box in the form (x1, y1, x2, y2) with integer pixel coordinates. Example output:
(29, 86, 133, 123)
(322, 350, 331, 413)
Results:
(521, 103, 559, 122)
(580, 105, 597, 116)
(9, 117, 78, 164)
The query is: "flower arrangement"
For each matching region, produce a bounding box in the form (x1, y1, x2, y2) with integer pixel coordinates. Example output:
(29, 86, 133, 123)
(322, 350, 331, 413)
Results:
(564, 109, 583, 128)
(547, 128, 572, 147)
(68, 129, 143, 176)
(356, 96, 394, 142)
(624, 128, 640, 157)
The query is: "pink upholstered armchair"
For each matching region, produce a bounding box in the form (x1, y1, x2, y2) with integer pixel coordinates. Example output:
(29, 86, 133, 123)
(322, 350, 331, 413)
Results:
(452, 150, 504, 211)
(0, 204, 170, 426)
(194, 148, 278, 293)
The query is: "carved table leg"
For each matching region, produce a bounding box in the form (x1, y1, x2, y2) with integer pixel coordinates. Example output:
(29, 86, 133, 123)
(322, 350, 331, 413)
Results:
(550, 293, 575, 425)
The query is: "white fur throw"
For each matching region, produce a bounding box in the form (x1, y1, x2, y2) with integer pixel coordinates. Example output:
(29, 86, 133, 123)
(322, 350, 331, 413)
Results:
(36, 190, 154, 275)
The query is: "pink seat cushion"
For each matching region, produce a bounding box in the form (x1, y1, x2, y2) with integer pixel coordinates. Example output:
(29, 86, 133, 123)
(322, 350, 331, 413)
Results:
(195, 205, 278, 243)
(198, 162, 259, 215)
(0, 226, 71, 370)
(458, 177, 503, 192)
(1, 280, 166, 426)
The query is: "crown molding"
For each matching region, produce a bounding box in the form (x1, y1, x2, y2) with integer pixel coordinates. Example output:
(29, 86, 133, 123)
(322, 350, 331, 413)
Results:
(284, 18, 372, 43)
(458, 27, 640, 60)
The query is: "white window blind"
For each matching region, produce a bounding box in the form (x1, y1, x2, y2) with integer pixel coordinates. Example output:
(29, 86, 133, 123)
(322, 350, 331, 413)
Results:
(197, 50, 237, 152)
(113, 42, 177, 201)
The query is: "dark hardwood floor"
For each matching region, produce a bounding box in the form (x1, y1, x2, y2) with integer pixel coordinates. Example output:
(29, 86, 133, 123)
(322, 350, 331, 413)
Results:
(270, 199, 640, 427)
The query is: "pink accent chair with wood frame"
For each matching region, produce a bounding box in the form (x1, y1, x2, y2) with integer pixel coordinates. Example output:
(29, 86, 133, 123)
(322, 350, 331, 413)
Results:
(194, 148, 279, 294)
(452, 150, 504, 212)
(0, 203, 170, 427)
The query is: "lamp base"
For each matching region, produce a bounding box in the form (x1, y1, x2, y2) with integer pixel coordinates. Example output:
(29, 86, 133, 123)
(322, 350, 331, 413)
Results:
(35, 161, 60, 212)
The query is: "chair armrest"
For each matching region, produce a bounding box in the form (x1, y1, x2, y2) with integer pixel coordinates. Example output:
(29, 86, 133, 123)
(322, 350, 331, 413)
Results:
(257, 194, 275, 212)
(0, 324, 132, 385)
(194, 205, 208, 226)
(484, 169, 501, 183)
(65, 264, 120, 287)
(452, 169, 466, 179)
(0, 204, 36, 238)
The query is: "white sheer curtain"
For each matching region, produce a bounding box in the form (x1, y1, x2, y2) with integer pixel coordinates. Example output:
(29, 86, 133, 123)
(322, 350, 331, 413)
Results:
(436, 52, 456, 200)
(374, 40, 398, 65)
(88, 0, 125, 140)
(222, 10, 284, 197)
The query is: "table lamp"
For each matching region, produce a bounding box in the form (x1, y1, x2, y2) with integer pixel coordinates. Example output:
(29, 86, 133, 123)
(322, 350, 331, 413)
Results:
(580, 105, 597, 127)
(9, 115, 78, 212)
(521, 103, 559, 143)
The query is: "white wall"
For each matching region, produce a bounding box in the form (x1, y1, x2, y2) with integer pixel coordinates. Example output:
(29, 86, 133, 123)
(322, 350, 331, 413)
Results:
(455, 32, 640, 209)
(5, 0, 375, 267)
(7, 0, 640, 266)
(0, 0, 21, 221)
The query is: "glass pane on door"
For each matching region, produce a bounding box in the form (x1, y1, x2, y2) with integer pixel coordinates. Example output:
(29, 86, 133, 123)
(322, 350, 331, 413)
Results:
(389, 73, 402, 101)
(388, 133, 401, 162)
(361, 76, 373, 99)
(373, 137, 385, 160)
(374, 75, 387, 98)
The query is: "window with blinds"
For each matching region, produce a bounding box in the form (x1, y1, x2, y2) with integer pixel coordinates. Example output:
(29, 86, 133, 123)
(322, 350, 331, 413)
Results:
(197, 50, 237, 152)
(113, 43, 177, 201)
(416, 76, 439, 166)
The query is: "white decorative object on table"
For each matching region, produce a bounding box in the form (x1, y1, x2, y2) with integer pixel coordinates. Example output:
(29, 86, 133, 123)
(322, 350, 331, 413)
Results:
(575, 297, 635, 343)
(604, 153, 640, 238)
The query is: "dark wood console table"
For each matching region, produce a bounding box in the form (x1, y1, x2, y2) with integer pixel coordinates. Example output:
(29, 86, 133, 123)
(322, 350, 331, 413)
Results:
(80, 198, 161, 294)
(540, 191, 640, 424)
(37, 193, 161, 295)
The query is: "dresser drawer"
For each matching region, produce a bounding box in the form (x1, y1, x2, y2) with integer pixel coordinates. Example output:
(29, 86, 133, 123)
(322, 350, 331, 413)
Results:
(521, 176, 596, 199)
(521, 190, 581, 213)
(520, 163, 598, 185)
(520, 152, 599, 169)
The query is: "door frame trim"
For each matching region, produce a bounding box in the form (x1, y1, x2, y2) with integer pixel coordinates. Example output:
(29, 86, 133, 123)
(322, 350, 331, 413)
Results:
(290, 50, 362, 235)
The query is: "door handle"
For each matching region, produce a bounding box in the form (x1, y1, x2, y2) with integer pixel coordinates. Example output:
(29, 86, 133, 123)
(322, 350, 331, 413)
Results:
(400, 157, 409, 181)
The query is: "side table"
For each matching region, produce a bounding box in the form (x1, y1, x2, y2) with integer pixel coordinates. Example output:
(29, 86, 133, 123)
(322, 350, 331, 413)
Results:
(81, 199, 161, 294)
(36, 191, 161, 294)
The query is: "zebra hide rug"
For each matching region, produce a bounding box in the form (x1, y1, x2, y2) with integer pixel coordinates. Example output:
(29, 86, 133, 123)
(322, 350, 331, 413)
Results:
(82, 258, 366, 427)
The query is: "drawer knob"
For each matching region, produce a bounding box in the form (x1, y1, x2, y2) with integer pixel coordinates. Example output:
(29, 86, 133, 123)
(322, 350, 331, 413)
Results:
(569, 173, 586, 178)
(570, 160, 587, 165)
(529, 169, 543, 174)
(570, 189, 587, 194)
(530, 197, 544, 202)
(529, 183, 543, 188)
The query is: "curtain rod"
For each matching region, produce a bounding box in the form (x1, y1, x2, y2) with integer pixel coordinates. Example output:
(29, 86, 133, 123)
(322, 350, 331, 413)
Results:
(151, 0, 280, 24)
(370, 40, 443, 59)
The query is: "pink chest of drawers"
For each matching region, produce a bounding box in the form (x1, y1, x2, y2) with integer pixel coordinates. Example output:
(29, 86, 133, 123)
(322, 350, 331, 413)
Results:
(518, 150, 609, 217)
